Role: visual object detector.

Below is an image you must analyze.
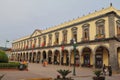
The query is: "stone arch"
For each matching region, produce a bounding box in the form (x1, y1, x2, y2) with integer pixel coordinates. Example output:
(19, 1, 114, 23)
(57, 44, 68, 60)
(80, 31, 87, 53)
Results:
(94, 45, 109, 53)
(95, 46, 109, 68)
(48, 50, 52, 64)
(54, 50, 60, 65)
(81, 47, 93, 67)
(70, 49, 80, 66)
(61, 49, 69, 66)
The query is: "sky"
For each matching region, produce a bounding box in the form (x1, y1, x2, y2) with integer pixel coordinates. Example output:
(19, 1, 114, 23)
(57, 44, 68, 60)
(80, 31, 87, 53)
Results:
(0, 0, 120, 48)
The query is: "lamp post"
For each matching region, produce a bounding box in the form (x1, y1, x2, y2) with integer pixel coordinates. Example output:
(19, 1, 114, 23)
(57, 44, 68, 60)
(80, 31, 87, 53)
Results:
(71, 38, 77, 76)
(5, 40, 9, 48)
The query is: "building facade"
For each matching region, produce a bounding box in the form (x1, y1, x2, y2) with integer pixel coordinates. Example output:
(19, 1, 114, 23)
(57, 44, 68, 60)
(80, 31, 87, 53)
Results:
(12, 6, 120, 72)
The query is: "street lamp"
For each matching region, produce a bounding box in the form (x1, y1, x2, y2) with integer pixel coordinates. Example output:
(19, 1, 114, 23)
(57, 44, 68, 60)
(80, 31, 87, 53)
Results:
(5, 40, 9, 48)
(70, 38, 77, 76)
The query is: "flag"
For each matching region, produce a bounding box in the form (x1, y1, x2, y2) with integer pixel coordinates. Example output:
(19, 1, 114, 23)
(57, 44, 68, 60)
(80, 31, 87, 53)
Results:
(32, 44, 35, 48)
(61, 45, 64, 51)
(41, 42, 45, 47)
(26, 45, 28, 49)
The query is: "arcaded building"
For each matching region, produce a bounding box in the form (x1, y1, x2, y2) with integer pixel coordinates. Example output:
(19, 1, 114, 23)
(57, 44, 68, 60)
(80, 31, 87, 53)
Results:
(12, 5, 120, 72)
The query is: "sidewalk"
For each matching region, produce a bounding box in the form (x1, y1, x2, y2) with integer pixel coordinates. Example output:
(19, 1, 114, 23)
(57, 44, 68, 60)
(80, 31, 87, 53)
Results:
(0, 63, 120, 80)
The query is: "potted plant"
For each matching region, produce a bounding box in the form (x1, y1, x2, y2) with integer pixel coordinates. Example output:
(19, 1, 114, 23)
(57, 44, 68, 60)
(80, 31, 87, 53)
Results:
(55, 69, 73, 80)
(93, 69, 105, 80)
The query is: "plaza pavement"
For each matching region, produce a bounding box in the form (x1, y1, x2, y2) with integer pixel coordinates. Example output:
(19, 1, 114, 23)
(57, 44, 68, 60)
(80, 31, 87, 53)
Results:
(0, 63, 120, 80)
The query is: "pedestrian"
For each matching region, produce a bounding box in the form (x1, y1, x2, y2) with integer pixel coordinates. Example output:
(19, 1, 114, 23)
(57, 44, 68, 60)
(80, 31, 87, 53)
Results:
(43, 61, 45, 67)
(108, 65, 112, 76)
(44, 61, 48, 66)
(103, 64, 106, 76)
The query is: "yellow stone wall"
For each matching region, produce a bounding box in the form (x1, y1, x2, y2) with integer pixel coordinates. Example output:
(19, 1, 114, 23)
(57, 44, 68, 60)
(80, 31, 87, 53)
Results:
(103, 49, 109, 66)
(12, 6, 120, 67)
(118, 49, 120, 68)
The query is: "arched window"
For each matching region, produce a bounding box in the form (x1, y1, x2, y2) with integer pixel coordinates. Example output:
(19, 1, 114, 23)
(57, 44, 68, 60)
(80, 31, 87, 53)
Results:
(62, 30, 67, 44)
(116, 20, 120, 37)
(71, 27, 77, 42)
(48, 34, 52, 46)
(95, 19, 105, 39)
(82, 23, 90, 41)
(42, 36, 46, 47)
(55, 32, 59, 45)
(38, 37, 41, 47)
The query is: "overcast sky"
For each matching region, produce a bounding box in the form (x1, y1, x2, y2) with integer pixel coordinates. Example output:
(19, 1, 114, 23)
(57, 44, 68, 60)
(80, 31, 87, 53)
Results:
(0, 0, 120, 48)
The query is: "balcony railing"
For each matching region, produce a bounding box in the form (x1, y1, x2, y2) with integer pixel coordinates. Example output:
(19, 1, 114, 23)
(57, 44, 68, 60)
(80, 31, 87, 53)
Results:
(116, 34, 120, 38)
(95, 34, 105, 39)
(81, 37, 89, 42)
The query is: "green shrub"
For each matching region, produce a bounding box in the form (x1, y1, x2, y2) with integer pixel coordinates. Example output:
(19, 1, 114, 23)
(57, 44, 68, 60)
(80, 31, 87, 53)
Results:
(0, 50, 8, 63)
(0, 62, 20, 69)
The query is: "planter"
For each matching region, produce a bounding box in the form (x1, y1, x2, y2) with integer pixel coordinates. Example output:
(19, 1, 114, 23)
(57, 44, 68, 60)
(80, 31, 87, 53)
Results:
(93, 76, 105, 80)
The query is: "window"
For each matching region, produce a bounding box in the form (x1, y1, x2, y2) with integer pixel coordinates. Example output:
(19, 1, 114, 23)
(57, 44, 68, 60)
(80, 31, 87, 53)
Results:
(116, 20, 120, 36)
(71, 27, 77, 42)
(95, 19, 105, 39)
(55, 32, 59, 45)
(82, 24, 89, 41)
(38, 37, 41, 47)
(48, 34, 52, 46)
(33, 38, 36, 48)
(43, 36, 46, 46)
(62, 30, 67, 44)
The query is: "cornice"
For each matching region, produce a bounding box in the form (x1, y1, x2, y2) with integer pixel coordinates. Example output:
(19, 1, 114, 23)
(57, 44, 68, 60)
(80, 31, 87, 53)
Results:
(13, 11, 119, 43)
(12, 37, 120, 52)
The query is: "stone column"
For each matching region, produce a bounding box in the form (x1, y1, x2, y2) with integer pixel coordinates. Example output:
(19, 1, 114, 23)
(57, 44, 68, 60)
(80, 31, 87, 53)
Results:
(109, 40, 119, 72)
(68, 50, 71, 66)
(92, 52, 96, 69)
(59, 50, 62, 65)
(108, 12, 116, 37)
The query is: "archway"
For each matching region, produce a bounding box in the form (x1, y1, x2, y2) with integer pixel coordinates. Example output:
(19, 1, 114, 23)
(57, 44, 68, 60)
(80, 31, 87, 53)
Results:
(20, 53, 22, 61)
(48, 50, 52, 64)
(26, 53, 28, 61)
(23, 53, 25, 61)
(117, 47, 120, 68)
(81, 47, 92, 67)
(36, 52, 41, 63)
(17, 53, 20, 61)
(29, 52, 32, 62)
(95, 46, 109, 68)
(43, 51, 47, 61)
(32, 52, 36, 63)
(70, 49, 80, 66)
(61, 50, 69, 66)
(54, 50, 60, 65)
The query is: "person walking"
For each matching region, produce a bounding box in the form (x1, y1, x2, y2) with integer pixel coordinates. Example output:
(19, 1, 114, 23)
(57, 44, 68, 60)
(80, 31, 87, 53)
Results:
(103, 64, 106, 76)
(108, 65, 112, 76)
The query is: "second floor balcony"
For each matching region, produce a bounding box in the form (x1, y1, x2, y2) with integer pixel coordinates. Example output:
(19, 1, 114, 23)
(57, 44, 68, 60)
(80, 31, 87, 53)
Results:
(81, 37, 89, 42)
(95, 34, 105, 39)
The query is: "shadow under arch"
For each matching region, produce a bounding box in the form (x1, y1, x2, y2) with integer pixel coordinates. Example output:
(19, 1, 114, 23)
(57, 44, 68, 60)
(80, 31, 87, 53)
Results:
(94, 46, 109, 68)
